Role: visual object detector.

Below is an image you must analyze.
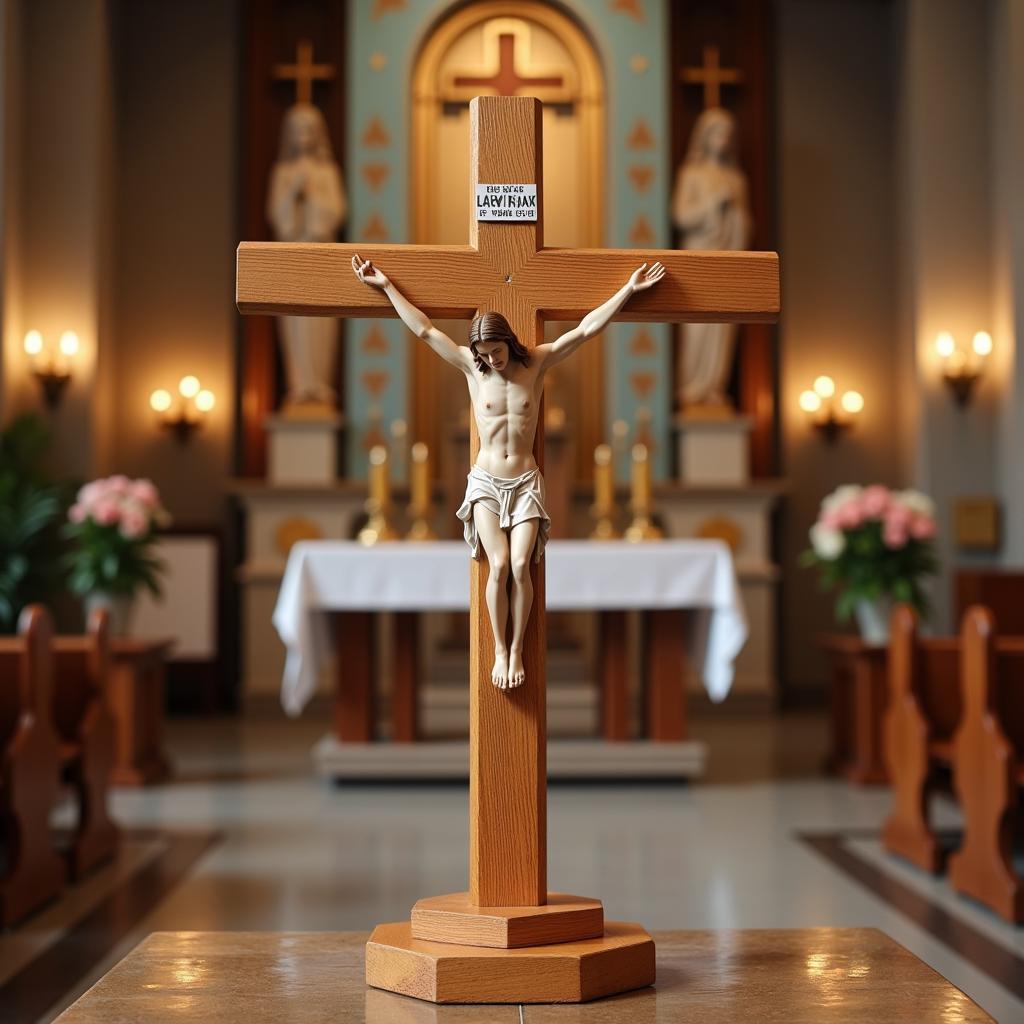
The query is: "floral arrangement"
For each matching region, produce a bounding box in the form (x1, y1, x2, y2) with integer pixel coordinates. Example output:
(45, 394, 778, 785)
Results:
(63, 476, 171, 599)
(802, 484, 938, 620)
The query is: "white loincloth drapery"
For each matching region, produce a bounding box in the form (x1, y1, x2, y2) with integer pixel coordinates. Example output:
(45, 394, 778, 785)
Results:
(456, 465, 551, 564)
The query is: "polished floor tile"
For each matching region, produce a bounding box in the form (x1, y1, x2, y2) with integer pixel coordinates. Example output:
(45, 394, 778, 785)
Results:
(5, 711, 1022, 1022)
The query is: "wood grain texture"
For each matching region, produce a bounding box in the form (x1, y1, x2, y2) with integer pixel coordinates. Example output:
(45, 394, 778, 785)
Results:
(468, 97, 547, 909)
(881, 605, 941, 873)
(644, 610, 688, 741)
(0, 606, 66, 926)
(600, 611, 629, 741)
(366, 920, 654, 1004)
(334, 612, 375, 742)
(949, 607, 1024, 923)
(411, 892, 603, 948)
(52, 929, 993, 1021)
(820, 637, 889, 784)
(55, 608, 119, 880)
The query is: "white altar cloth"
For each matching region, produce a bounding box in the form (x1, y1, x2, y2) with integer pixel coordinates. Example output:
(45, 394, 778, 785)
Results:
(273, 539, 747, 716)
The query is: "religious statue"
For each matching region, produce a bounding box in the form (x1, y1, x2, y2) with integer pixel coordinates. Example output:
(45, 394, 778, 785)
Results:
(671, 107, 751, 410)
(267, 104, 347, 411)
(352, 254, 665, 690)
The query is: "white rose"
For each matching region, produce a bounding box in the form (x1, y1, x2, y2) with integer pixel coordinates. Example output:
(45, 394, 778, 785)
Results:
(810, 522, 845, 560)
(822, 484, 863, 513)
(894, 489, 935, 519)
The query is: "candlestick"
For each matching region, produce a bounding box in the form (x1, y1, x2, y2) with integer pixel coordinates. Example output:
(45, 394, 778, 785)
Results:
(624, 442, 663, 542)
(406, 441, 437, 541)
(589, 443, 620, 540)
(358, 445, 400, 545)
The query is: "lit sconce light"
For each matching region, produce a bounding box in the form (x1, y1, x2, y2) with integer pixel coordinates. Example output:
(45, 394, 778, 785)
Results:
(150, 375, 215, 442)
(799, 374, 864, 442)
(935, 330, 991, 406)
(23, 329, 79, 407)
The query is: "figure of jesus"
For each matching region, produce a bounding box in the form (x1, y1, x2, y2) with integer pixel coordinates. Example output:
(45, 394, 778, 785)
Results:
(353, 255, 665, 690)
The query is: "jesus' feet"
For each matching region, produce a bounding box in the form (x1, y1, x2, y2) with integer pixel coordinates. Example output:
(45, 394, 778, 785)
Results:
(491, 648, 509, 690)
(508, 647, 525, 688)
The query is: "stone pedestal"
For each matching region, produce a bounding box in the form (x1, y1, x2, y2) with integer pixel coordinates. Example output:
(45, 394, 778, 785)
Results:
(674, 414, 752, 486)
(265, 413, 344, 485)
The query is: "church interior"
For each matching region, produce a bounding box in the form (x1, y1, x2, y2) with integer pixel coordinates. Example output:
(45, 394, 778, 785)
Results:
(2, 0, 1024, 1020)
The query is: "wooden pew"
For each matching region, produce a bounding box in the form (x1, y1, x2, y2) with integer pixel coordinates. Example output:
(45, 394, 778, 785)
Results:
(0, 606, 67, 926)
(52, 608, 120, 878)
(882, 604, 1024, 923)
(948, 607, 1024, 923)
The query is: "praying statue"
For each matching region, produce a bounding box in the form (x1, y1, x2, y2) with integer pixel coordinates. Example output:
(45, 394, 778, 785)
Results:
(352, 254, 665, 690)
(267, 104, 347, 410)
(671, 107, 751, 410)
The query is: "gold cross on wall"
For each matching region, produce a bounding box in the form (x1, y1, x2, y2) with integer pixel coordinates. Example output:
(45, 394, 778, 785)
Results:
(273, 40, 335, 105)
(681, 44, 744, 109)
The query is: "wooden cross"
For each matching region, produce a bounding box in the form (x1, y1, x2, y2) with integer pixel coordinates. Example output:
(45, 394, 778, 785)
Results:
(681, 44, 744, 110)
(237, 96, 777, 911)
(272, 40, 335, 105)
(453, 32, 565, 96)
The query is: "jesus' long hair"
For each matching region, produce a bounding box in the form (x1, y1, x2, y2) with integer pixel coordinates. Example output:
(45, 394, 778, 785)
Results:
(469, 312, 530, 374)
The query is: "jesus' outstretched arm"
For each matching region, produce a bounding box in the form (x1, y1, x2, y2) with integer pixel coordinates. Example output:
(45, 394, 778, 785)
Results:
(352, 254, 470, 372)
(536, 261, 665, 368)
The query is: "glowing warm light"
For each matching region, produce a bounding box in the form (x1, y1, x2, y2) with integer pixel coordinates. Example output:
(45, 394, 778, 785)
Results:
(178, 375, 200, 398)
(23, 330, 43, 356)
(150, 389, 172, 413)
(195, 389, 215, 413)
(59, 331, 80, 356)
(972, 331, 993, 356)
(935, 331, 956, 359)
(813, 375, 835, 398)
(841, 390, 864, 414)
(799, 390, 822, 413)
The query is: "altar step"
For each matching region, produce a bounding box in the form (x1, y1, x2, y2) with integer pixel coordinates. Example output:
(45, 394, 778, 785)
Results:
(418, 682, 600, 738)
(311, 735, 706, 781)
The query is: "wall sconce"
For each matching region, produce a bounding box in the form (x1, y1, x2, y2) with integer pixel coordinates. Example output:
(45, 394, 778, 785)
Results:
(150, 375, 215, 442)
(24, 329, 79, 407)
(799, 375, 864, 442)
(935, 330, 991, 406)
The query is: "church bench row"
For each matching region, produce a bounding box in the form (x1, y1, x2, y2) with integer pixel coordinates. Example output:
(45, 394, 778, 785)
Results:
(0, 606, 119, 927)
(882, 603, 1024, 923)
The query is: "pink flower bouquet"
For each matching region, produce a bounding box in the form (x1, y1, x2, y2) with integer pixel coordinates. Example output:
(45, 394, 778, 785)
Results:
(63, 476, 171, 598)
(802, 484, 938, 621)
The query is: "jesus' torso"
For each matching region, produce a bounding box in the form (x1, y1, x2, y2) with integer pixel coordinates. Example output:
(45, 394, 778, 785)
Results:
(464, 358, 546, 479)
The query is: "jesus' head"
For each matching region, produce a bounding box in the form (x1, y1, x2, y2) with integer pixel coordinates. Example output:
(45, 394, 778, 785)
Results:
(469, 312, 530, 374)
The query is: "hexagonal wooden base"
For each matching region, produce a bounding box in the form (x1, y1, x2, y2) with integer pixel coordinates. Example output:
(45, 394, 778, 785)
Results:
(365, 920, 655, 1004)
(411, 892, 604, 948)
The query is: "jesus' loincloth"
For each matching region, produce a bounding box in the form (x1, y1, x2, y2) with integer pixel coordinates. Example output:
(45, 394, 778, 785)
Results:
(456, 465, 551, 564)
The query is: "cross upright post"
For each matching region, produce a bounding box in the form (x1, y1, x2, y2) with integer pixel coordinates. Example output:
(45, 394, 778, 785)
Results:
(237, 94, 778, 1004)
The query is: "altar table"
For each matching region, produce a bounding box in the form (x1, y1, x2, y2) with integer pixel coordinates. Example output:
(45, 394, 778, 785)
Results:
(273, 540, 746, 742)
(55, 929, 992, 1021)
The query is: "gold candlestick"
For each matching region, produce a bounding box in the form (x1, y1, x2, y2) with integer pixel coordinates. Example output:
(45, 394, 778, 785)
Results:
(624, 443, 663, 542)
(589, 443, 620, 540)
(358, 445, 400, 545)
(406, 441, 437, 541)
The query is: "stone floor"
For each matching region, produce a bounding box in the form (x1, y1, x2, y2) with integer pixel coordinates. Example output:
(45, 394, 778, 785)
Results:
(2, 710, 1022, 1022)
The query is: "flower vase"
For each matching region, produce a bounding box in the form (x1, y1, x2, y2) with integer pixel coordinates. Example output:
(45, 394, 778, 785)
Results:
(84, 591, 135, 635)
(854, 596, 892, 646)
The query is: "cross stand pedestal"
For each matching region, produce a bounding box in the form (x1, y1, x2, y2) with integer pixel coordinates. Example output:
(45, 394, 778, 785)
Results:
(236, 95, 778, 1005)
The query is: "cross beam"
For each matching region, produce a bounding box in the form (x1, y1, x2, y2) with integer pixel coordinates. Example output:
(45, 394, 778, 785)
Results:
(237, 96, 778, 909)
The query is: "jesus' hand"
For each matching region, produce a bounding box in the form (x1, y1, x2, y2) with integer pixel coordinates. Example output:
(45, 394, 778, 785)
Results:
(628, 261, 666, 293)
(352, 254, 390, 290)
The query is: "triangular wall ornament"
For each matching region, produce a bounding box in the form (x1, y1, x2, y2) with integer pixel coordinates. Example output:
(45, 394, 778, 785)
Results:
(360, 213, 389, 242)
(361, 116, 391, 148)
(629, 215, 655, 246)
(626, 117, 656, 150)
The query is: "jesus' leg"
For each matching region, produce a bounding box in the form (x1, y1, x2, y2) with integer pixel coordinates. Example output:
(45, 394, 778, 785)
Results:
(473, 504, 511, 688)
(507, 519, 540, 689)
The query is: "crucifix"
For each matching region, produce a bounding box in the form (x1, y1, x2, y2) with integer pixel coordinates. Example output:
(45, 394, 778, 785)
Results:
(237, 95, 778, 1004)
(272, 39, 335, 105)
(681, 43, 744, 109)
